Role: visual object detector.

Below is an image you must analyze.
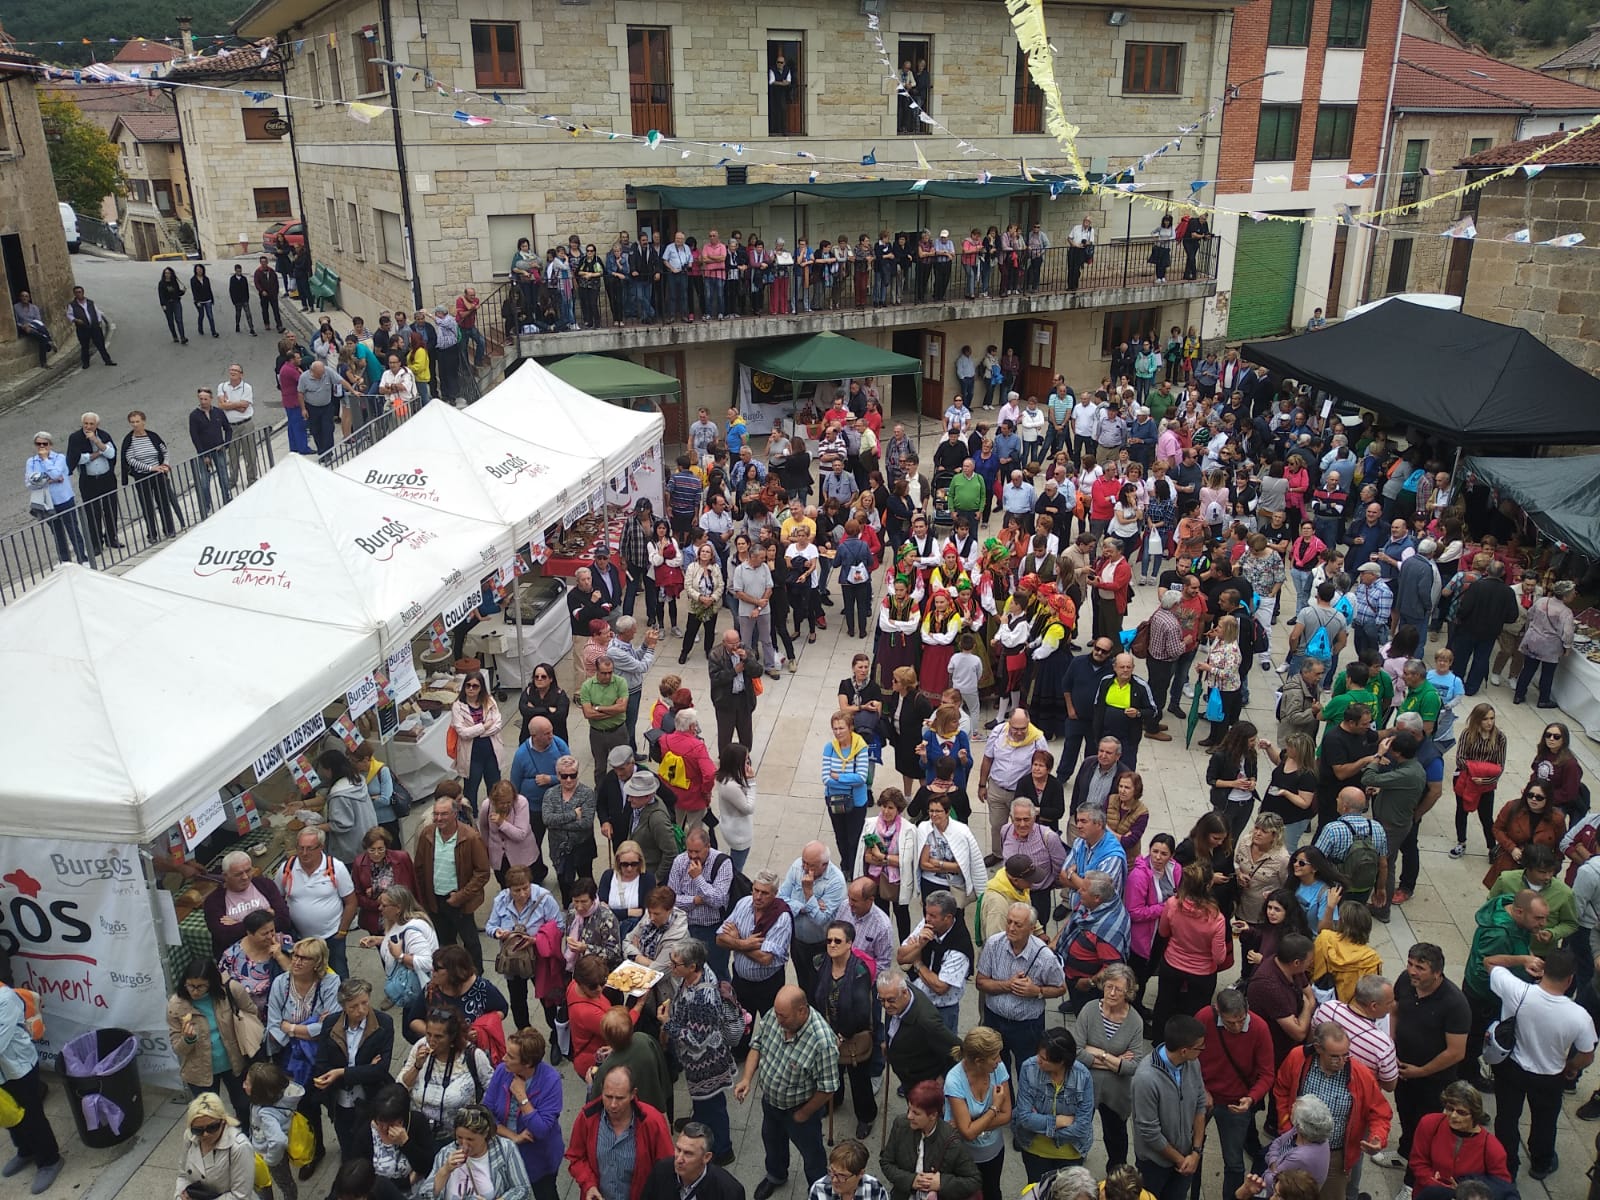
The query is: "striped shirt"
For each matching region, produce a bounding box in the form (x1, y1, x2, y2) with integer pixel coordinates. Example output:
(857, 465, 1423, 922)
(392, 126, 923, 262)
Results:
(668, 471, 703, 518)
(722, 896, 792, 981)
(975, 931, 1064, 1021)
(1312, 1000, 1398, 1084)
(126, 434, 162, 474)
(666, 850, 732, 930)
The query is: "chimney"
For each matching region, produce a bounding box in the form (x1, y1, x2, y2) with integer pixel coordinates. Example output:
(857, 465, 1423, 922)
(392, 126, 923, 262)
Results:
(178, 15, 195, 59)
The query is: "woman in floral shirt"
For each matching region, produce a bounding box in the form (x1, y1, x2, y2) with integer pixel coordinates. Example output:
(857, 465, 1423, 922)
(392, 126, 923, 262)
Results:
(1196, 613, 1245, 748)
(219, 909, 294, 1017)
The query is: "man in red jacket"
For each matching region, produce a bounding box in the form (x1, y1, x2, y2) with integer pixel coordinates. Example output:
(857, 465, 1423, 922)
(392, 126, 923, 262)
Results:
(1197, 988, 1275, 1200)
(1272, 1023, 1392, 1200)
(566, 1064, 675, 1200)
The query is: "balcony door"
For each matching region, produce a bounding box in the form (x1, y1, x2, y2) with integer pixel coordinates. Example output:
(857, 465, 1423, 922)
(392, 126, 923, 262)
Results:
(1023, 319, 1056, 400)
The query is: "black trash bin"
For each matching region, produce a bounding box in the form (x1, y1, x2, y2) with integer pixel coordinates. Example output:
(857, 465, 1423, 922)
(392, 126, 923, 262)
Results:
(58, 1027, 144, 1149)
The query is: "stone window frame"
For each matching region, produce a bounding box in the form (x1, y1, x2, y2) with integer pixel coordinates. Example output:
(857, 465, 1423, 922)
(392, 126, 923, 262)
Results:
(254, 187, 293, 219)
(376, 206, 407, 272)
(1106, 20, 1200, 101)
(325, 195, 342, 252)
(347, 200, 365, 261)
(356, 28, 386, 97)
(471, 20, 524, 91)
(1122, 42, 1184, 96)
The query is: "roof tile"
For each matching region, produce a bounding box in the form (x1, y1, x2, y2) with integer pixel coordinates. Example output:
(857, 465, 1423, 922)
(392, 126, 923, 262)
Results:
(1394, 35, 1600, 111)
(1457, 127, 1600, 168)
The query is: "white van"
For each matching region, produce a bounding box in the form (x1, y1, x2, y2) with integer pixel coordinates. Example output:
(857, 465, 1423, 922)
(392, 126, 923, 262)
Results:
(60, 203, 80, 254)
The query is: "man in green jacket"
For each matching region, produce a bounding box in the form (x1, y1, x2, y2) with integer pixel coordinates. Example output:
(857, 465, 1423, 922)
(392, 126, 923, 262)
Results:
(1459, 888, 1548, 1090)
(1486, 844, 1578, 958)
(1361, 730, 1426, 922)
(946, 458, 986, 527)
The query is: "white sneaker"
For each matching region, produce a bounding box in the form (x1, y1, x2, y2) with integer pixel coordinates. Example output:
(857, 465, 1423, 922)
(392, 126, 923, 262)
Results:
(1393, 1186, 1412, 1200)
(1275, 661, 1290, 674)
(1181, 686, 1194, 700)
(1489, 673, 1503, 686)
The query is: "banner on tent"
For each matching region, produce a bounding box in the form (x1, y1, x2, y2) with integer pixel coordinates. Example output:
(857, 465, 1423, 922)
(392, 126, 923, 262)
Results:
(442, 585, 483, 632)
(0, 838, 180, 1089)
(253, 710, 329, 781)
(387, 646, 422, 703)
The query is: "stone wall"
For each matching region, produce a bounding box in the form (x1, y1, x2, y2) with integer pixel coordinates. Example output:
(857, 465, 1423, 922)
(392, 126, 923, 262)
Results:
(1365, 112, 1518, 298)
(0, 74, 77, 377)
(265, 0, 1230, 319)
(176, 87, 299, 260)
(1462, 169, 1600, 373)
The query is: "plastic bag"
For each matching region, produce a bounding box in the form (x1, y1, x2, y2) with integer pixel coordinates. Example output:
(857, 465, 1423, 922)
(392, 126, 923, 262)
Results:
(287, 1111, 317, 1168)
(0, 1086, 21, 1128)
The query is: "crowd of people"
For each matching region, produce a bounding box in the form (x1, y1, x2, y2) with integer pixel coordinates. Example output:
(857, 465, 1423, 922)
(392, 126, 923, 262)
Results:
(7, 346, 1597, 1200)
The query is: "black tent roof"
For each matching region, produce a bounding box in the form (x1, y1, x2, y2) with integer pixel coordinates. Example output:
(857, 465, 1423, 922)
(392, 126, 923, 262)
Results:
(1242, 300, 1600, 445)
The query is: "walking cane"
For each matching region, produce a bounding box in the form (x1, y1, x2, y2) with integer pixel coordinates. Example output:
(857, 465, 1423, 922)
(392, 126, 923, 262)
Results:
(878, 1061, 894, 1152)
(827, 1095, 835, 1147)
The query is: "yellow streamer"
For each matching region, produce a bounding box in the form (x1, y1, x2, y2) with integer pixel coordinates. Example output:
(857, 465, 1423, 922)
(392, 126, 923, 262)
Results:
(1007, 0, 1600, 231)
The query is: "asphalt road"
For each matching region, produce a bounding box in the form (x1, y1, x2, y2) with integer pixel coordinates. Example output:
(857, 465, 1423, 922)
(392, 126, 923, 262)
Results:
(1, 252, 291, 533)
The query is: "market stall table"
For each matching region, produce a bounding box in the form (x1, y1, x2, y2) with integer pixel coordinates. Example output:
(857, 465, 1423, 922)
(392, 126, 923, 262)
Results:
(1556, 652, 1600, 743)
(462, 606, 573, 693)
(387, 717, 454, 798)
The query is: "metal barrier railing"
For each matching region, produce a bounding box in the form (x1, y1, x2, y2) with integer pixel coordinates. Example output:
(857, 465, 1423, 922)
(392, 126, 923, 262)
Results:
(506, 234, 1218, 349)
(3, 421, 277, 603)
(74, 212, 125, 255)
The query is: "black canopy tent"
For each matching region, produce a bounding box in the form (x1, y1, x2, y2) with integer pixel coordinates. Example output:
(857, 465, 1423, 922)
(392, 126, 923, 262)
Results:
(1242, 300, 1600, 446)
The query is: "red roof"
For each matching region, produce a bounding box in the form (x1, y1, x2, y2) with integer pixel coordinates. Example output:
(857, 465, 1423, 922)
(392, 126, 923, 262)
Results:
(1394, 35, 1600, 111)
(1457, 127, 1600, 168)
(111, 40, 181, 64)
(165, 40, 283, 80)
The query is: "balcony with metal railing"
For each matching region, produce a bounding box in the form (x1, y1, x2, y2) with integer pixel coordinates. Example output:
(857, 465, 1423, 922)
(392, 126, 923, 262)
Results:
(508, 235, 1217, 357)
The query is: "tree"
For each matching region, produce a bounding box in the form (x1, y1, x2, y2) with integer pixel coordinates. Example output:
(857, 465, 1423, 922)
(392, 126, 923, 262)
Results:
(39, 94, 126, 216)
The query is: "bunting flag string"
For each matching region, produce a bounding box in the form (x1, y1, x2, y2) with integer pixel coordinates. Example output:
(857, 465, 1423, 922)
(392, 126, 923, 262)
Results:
(19, 20, 1600, 239)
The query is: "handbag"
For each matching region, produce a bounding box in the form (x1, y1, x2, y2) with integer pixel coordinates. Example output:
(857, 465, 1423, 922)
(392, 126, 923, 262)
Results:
(232, 997, 266, 1061)
(1145, 529, 1165, 558)
(838, 1030, 874, 1067)
(383, 931, 424, 1008)
(494, 926, 537, 980)
(27, 487, 53, 519)
(825, 790, 856, 816)
(0, 1086, 20, 1128)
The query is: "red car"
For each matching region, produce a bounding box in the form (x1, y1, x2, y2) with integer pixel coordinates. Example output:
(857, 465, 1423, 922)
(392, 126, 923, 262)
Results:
(261, 220, 305, 256)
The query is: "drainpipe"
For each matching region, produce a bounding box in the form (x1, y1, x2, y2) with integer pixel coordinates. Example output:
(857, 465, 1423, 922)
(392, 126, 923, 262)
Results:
(380, 0, 424, 310)
(1358, 0, 1408, 311)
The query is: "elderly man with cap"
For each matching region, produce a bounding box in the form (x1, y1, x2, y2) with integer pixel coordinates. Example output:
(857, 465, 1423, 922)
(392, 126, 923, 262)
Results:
(620, 766, 681, 878)
(1348, 560, 1394, 656)
(591, 544, 625, 612)
(595, 742, 646, 859)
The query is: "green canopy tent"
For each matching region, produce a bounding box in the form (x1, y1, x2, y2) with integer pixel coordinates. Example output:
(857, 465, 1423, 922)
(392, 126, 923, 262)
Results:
(1464, 454, 1600, 562)
(734, 332, 923, 436)
(543, 353, 682, 401)
(736, 331, 921, 382)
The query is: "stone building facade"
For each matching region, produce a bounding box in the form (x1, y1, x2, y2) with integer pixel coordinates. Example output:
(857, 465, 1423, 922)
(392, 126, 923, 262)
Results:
(236, 0, 1231, 427)
(0, 51, 78, 378)
(1458, 129, 1600, 375)
(165, 41, 300, 261)
(110, 112, 193, 260)
(1365, 36, 1600, 303)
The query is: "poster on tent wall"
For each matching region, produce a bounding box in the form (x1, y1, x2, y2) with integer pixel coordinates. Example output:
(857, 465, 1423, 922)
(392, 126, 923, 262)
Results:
(605, 443, 664, 518)
(736, 365, 799, 436)
(0, 837, 180, 1088)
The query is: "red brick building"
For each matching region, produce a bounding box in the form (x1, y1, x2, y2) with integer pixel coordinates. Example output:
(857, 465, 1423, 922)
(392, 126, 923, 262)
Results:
(1209, 0, 1404, 339)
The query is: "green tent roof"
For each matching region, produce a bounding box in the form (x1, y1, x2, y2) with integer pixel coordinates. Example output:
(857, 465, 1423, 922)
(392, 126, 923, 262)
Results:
(736, 332, 922, 383)
(1464, 454, 1600, 561)
(543, 353, 682, 400)
(634, 175, 1090, 210)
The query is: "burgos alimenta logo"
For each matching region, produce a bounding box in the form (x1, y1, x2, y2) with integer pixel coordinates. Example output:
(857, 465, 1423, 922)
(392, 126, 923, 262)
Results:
(194, 541, 291, 589)
(355, 516, 436, 559)
(362, 466, 439, 503)
(484, 452, 546, 486)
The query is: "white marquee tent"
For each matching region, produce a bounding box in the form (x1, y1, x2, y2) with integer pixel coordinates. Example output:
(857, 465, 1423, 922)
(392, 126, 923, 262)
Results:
(0, 566, 378, 841)
(465, 358, 664, 477)
(334, 400, 604, 541)
(127, 454, 510, 652)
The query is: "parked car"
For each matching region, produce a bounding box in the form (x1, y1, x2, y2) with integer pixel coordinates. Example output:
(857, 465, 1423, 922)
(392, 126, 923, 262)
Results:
(260, 219, 305, 255)
(60, 203, 80, 254)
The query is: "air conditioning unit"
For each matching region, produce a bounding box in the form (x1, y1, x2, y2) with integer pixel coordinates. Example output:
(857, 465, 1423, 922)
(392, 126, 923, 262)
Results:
(726, 165, 749, 186)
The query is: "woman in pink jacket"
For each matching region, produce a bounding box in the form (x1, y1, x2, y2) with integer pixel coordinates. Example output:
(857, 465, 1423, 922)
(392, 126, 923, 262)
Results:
(479, 779, 540, 887)
(1124, 833, 1179, 1009)
(1150, 860, 1227, 1037)
(451, 669, 509, 816)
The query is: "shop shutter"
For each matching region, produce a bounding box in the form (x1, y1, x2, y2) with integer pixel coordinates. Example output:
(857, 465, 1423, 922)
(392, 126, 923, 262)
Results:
(1227, 219, 1305, 340)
